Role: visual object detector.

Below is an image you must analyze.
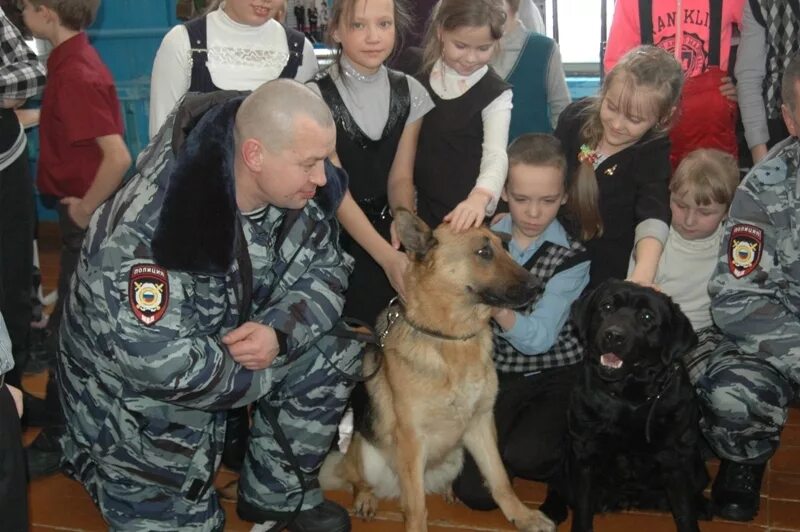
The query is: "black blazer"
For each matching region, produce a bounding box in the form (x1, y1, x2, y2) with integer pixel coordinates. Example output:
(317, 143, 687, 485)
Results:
(555, 99, 671, 288)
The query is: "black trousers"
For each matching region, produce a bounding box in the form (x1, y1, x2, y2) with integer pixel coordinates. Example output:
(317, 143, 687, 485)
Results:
(0, 384, 28, 531)
(452, 364, 579, 511)
(0, 154, 34, 387)
(42, 202, 86, 368)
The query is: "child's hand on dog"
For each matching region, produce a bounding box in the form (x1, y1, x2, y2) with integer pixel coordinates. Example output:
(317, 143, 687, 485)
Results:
(380, 247, 409, 301)
(223, 322, 281, 370)
(445, 189, 492, 231)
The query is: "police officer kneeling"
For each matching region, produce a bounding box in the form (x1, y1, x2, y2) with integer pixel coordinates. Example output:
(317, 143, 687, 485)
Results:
(56, 79, 360, 531)
(698, 54, 800, 522)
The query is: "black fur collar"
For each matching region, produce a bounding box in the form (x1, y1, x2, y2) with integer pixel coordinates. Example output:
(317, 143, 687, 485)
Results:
(151, 93, 346, 275)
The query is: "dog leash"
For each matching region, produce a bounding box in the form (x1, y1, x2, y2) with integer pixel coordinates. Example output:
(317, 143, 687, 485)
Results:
(643, 362, 681, 444)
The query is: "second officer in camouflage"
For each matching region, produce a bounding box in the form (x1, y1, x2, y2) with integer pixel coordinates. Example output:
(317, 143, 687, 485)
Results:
(698, 56, 800, 523)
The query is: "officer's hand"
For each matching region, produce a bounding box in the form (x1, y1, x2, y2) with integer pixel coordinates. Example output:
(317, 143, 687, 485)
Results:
(222, 322, 280, 371)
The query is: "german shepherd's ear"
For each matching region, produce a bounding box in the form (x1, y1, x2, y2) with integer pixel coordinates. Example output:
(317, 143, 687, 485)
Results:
(395, 208, 437, 260)
(662, 297, 698, 365)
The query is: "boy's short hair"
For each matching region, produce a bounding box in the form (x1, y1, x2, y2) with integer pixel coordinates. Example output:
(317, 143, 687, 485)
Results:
(507, 133, 567, 179)
(29, 0, 99, 32)
(670, 148, 740, 207)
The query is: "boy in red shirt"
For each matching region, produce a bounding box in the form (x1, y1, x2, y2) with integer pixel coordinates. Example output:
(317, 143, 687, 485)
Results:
(19, 0, 131, 477)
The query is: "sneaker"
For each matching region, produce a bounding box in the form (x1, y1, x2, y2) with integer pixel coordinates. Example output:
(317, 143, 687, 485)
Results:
(711, 460, 766, 522)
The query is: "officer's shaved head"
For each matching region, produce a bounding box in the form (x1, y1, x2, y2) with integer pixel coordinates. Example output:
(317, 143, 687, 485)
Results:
(234, 79, 334, 152)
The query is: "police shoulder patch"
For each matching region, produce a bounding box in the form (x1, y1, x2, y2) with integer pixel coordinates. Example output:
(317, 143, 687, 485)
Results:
(129, 264, 169, 326)
(728, 224, 764, 279)
(753, 158, 787, 185)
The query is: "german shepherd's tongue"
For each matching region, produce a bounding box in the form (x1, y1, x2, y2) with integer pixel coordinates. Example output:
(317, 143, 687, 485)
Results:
(600, 353, 624, 369)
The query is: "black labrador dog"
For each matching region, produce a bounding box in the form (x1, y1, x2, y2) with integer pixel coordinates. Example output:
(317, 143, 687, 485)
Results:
(541, 279, 709, 532)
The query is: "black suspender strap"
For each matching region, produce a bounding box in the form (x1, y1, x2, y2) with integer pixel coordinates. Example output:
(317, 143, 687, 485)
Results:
(748, 0, 766, 27)
(708, 0, 723, 67)
(184, 16, 215, 93)
(638, 0, 654, 44)
(790, 0, 800, 20)
(278, 24, 305, 79)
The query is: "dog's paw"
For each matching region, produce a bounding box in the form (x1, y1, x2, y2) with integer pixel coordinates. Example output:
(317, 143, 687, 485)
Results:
(442, 486, 458, 505)
(514, 509, 556, 532)
(353, 490, 379, 520)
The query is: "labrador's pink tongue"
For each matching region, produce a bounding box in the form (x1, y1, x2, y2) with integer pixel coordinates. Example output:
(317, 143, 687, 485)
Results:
(600, 353, 623, 368)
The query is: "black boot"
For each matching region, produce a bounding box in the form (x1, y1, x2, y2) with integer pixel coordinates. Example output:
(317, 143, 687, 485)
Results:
(21, 377, 62, 427)
(25, 424, 65, 479)
(288, 500, 351, 532)
(238, 498, 351, 532)
(711, 460, 766, 521)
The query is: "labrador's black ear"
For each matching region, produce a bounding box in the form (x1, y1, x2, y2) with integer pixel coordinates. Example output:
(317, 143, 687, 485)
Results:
(572, 281, 605, 344)
(394, 208, 437, 260)
(662, 297, 698, 366)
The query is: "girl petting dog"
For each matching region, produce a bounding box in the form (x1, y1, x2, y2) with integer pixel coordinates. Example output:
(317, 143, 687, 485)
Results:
(308, 0, 434, 325)
(555, 45, 683, 288)
(411, 0, 512, 231)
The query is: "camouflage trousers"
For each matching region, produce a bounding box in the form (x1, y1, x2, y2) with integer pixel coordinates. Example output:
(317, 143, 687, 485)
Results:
(237, 332, 362, 521)
(59, 332, 361, 531)
(697, 350, 798, 464)
(64, 450, 226, 532)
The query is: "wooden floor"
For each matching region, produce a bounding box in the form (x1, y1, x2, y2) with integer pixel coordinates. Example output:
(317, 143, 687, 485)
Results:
(22, 223, 800, 531)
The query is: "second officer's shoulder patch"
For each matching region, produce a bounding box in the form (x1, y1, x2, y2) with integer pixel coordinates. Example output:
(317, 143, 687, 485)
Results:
(728, 224, 764, 279)
(129, 264, 169, 326)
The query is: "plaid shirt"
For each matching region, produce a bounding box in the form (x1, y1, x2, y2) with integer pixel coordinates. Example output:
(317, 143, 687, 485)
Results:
(0, 8, 45, 100)
(493, 238, 589, 374)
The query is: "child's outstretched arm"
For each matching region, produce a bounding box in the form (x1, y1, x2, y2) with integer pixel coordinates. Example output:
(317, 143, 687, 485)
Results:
(387, 118, 422, 248)
(337, 190, 408, 300)
(628, 236, 664, 287)
(445, 89, 512, 231)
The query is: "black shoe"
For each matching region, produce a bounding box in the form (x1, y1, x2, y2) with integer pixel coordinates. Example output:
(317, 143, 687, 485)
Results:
(21, 391, 59, 427)
(287, 500, 350, 532)
(25, 425, 65, 479)
(238, 498, 351, 532)
(712, 460, 766, 521)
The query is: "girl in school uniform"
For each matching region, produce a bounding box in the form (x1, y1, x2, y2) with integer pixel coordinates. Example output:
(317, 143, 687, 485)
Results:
(555, 45, 684, 288)
(308, 0, 433, 325)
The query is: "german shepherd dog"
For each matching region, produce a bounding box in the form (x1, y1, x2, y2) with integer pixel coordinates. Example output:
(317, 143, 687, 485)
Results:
(322, 210, 555, 532)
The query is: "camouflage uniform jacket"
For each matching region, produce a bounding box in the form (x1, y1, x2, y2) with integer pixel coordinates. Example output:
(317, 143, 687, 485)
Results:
(709, 136, 800, 379)
(58, 92, 353, 495)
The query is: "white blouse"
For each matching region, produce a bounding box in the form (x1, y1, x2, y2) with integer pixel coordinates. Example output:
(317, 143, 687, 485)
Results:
(149, 7, 318, 138)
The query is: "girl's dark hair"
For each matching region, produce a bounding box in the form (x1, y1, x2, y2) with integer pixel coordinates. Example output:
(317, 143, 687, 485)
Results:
(568, 45, 683, 241)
